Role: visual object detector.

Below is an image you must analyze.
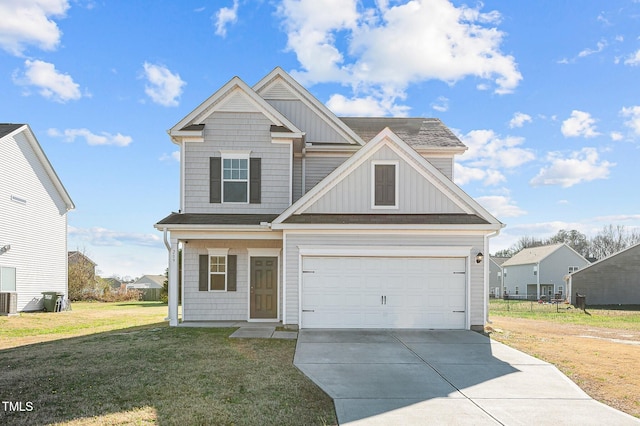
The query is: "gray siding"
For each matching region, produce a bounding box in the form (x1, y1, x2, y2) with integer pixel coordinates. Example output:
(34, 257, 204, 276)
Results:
(425, 156, 453, 180)
(0, 131, 68, 311)
(571, 246, 640, 305)
(183, 112, 291, 214)
(182, 239, 282, 321)
(305, 145, 465, 214)
(503, 265, 536, 297)
(284, 232, 485, 328)
(267, 99, 349, 143)
(305, 154, 350, 192)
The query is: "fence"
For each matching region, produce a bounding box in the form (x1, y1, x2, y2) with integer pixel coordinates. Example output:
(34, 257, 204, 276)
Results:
(490, 298, 574, 313)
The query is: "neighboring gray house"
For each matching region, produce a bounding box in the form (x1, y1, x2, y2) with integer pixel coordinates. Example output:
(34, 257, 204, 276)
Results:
(502, 243, 590, 301)
(155, 67, 503, 330)
(489, 256, 508, 298)
(568, 243, 640, 305)
(127, 275, 165, 301)
(0, 124, 74, 312)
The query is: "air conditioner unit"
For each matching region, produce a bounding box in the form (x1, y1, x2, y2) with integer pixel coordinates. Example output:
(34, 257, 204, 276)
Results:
(0, 292, 18, 316)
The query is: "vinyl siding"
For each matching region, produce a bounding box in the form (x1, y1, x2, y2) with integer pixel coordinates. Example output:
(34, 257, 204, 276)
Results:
(283, 232, 485, 328)
(267, 99, 349, 143)
(305, 155, 350, 192)
(182, 239, 282, 321)
(0, 131, 68, 311)
(571, 245, 640, 305)
(183, 112, 291, 214)
(425, 157, 453, 180)
(304, 145, 465, 214)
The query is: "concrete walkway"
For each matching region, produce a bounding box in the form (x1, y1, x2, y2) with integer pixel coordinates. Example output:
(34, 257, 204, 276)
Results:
(294, 329, 639, 425)
(178, 321, 298, 339)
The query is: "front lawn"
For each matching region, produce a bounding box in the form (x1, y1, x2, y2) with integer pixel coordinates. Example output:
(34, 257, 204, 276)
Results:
(0, 303, 336, 425)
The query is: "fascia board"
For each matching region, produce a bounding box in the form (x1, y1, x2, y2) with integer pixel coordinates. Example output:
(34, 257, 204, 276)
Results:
(16, 125, 75, 211)
(272, 223, 503, 232)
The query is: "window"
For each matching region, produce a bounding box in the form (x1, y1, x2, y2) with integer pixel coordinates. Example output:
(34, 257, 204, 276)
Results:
(372, 162, 398, 208)
(515, 286, 519, 295)
(210, 156, 261, 204)
(0, 266, 16, 292)
(223, 158, 248, 203)
(568, 266, 579, 273)
(533, 265, 538, 275)
(209, 255, 227, 291)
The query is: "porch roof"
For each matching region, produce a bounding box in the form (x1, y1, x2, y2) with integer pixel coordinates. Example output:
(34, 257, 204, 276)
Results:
(281, 213, 490, 225)
(156, 213, 279, 226)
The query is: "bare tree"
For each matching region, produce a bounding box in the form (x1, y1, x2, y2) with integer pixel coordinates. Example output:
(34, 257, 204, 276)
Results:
(547, 229, 589, 257)
(68, 249, 97, 300)
(589, 225, 640, 260)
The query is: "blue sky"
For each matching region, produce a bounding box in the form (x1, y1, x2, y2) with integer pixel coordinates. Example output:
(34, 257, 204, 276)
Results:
(1, 0, 639, 279)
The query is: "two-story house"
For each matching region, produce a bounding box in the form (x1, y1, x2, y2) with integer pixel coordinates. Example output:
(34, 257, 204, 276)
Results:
(502, 243, 590, 301)
(155, 67, 503, 331)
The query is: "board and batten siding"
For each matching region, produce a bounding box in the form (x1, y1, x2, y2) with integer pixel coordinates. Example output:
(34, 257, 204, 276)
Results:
(0, 131, 68, 311)
(182, 239, 282, 322)
(283, 232, 485, 328)
(183, 112, 291, 214)
(304, 145, 465, 214)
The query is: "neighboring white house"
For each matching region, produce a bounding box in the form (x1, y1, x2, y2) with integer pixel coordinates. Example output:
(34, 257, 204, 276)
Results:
(502, 243, 590, 301)
(0, 124, 74, 312)
(155, 67, 504, 331)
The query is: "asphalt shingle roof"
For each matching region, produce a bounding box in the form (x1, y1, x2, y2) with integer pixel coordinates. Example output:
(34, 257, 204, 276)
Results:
(0, 123, 24, 139)
(282, 214, 489, 225)
(156, 213, 279, 226)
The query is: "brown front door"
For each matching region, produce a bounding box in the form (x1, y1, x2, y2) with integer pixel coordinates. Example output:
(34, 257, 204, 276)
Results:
(250, 257, 278, 319)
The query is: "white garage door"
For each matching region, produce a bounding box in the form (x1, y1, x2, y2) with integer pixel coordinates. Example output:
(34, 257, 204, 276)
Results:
(301, 256, 467, 329)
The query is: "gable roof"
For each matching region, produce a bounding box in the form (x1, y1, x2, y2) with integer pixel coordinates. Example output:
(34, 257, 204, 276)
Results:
(502, 243, 579, 267)
(133, 274, 165, 288)
(339, 117, 467, 152)
(253, 67, 364, 146)
(2, 124, 74, 211)
(272, 127, 502, 229)
(490, 256, 509, 267)
(571, 242, 640, 276)
(168, 75, 303, 144)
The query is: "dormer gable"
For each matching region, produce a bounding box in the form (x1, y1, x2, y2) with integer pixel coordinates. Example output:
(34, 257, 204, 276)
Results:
(168, 76, 303, 145)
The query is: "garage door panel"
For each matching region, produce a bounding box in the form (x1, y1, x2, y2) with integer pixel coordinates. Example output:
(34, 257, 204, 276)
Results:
(302, 256, 467, 329)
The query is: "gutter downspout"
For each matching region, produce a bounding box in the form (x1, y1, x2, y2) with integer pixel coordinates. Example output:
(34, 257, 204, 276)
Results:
(163, 228, 171, 321)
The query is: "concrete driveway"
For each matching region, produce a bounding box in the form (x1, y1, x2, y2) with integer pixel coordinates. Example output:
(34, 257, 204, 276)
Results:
(294, 329, 639, 425)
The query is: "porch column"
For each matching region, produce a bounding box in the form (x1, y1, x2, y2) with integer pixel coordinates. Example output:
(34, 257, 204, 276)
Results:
(168, 237, 179, 326)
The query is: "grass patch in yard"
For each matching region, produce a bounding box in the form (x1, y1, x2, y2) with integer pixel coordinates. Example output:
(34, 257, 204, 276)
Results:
(0, 303, 336, 425)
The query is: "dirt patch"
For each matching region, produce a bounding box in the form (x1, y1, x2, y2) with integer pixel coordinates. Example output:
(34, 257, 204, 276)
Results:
(488, 316, 640, 418)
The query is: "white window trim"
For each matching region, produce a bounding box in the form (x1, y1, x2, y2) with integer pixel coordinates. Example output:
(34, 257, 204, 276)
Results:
(371, 160, 399, 209)
(221, 153, 250, 204)
(207, 248, 229, 292)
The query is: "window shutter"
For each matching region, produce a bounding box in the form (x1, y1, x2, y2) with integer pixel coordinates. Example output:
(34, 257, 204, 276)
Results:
(249, 158, 261, 204)
(227, 255, 237, 292)
(199, 255, 208, 291)
(210, 157, 222, 203)
(374, 164, 395, 206)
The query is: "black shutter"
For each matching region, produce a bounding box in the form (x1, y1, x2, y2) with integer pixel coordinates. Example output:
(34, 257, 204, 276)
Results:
(374, 164, 395, 206)
(210, 157, 221, 203)
(199, 255, 208, 291)
(249, 158, 261, 204)
(227, 255, 237, 292)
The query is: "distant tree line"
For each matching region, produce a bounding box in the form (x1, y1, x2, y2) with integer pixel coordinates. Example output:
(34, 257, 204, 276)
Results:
(493, 225, 640, 261)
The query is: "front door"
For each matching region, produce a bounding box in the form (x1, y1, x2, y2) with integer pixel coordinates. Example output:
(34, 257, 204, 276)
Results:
(250, 257, 278, 319)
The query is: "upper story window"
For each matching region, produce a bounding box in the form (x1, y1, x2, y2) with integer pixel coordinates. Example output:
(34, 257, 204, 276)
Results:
(223, 157, 248, 203)
(209, 154, 261, 204)
(372, 161, 398, 209)
(568, 266, 580, 273)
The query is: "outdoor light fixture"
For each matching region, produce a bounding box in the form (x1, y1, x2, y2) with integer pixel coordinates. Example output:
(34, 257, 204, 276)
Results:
(0, 245, 10, 255)
(475, 252, 484, 263)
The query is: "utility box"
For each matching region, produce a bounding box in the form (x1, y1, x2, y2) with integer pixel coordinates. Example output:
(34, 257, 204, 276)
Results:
(0, 292, 18, 316)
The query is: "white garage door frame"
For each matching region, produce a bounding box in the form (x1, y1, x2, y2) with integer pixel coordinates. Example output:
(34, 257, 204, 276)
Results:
(298, 245, 473, 329)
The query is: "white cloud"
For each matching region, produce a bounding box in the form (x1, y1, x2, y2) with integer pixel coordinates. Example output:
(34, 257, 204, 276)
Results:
(578, 39, 607, 58)
(13, 59, 82, 102)
(69, 226, 162, 248)
(326, 93, 409, 116)
(454, 163, 505, 186)
(279, 0, 521, 115)
(509, 112, 532, 128)
(561, 110, 600, 138)
(0, 0, 68, 55)
(610, 131, 624, 141)
(214, 0, 239, 37)
(475, 195, 526, 218)
(530, 147, 614, 188)
(48, 128, 132, 147)
(431, 96, 449, 112)
(620, 105, 640, 136)
(160, 151, 181, 162)
(142, 62, 186, 107)
(624, 49, 640, 66)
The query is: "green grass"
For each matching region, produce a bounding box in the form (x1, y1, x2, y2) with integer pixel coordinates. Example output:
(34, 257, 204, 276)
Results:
(0, 303, 336, 425)
(489, 299, 640, 330)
